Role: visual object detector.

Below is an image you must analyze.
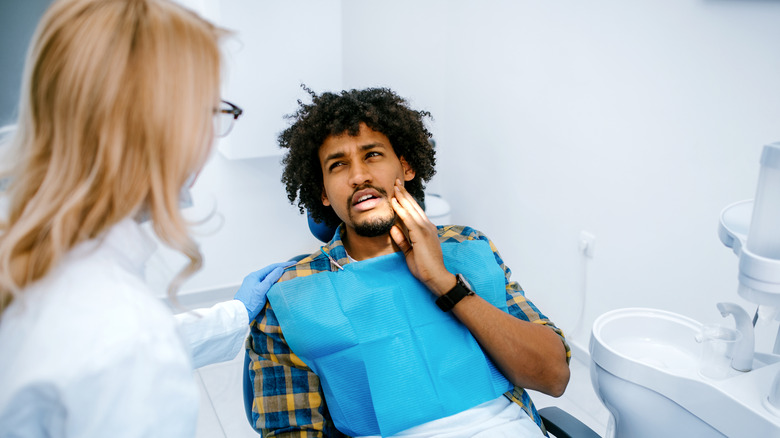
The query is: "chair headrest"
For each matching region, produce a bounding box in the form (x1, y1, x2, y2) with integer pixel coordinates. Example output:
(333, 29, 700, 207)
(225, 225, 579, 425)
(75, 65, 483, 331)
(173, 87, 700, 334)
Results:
(308, 211, 337, 243)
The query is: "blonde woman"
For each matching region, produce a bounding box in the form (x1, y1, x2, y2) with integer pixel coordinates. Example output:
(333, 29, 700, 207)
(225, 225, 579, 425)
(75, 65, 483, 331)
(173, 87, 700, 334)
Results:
(0, 0, 286, 436)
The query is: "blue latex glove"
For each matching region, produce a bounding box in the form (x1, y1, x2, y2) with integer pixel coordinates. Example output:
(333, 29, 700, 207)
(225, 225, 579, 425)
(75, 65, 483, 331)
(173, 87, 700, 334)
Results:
(234, 261, 294, 321)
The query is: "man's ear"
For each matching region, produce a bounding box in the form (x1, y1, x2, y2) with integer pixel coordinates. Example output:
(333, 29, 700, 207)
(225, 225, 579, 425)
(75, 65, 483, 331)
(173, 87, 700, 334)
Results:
(321, 189, 331, 207)
(399, 157, 415, 182)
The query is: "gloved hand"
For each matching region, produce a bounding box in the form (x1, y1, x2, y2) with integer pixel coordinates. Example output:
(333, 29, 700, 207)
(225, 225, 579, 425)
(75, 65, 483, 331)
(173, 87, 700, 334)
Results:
(234, 261, 294, 321)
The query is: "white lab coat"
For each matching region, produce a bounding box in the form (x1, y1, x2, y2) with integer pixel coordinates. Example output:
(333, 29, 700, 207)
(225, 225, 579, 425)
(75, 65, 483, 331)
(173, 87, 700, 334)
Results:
(0, 219, 249, 437)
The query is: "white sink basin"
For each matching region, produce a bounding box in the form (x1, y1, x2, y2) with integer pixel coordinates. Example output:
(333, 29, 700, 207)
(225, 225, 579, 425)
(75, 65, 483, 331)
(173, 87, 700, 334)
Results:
(592, 308, 701, 376)
(590, 307, 780, 438)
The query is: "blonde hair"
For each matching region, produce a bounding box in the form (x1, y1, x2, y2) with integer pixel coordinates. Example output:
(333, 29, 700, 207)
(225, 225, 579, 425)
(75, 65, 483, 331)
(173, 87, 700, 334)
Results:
(0, 0, 225, 313)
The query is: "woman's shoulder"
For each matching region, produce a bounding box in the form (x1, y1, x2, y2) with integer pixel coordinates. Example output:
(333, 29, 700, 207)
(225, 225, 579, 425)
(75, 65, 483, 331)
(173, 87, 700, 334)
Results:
(10, 242, 184, 362)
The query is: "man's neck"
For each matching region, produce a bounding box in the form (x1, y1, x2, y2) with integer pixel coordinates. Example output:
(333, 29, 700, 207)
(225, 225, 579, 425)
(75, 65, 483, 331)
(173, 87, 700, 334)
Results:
(341, 228, 399, 261)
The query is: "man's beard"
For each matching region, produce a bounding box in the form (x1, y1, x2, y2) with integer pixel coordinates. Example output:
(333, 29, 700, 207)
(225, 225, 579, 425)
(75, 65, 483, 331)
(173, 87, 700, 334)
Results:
(347, 184, 396, 237)
(353, 214, 396, 237)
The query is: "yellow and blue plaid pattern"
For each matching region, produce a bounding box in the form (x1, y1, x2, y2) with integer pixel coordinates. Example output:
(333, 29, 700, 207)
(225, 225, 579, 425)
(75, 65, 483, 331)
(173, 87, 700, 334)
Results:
(246, 224, 570, 437)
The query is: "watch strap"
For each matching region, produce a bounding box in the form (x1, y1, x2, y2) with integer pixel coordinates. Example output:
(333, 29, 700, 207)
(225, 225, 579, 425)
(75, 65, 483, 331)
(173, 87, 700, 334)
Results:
(435, 274, 475, 312)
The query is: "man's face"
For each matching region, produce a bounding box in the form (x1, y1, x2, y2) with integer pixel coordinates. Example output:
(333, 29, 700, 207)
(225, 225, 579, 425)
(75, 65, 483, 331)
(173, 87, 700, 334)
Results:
(319, 123, 415, 237)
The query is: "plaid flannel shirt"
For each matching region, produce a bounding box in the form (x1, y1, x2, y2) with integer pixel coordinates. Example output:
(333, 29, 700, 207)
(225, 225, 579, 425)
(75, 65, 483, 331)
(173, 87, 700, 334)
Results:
(246, 224, 571, 437)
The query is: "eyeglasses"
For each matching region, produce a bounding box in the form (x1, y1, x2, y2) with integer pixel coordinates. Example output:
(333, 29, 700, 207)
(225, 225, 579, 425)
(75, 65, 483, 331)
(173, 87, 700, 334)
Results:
(214, 100, 243, 137)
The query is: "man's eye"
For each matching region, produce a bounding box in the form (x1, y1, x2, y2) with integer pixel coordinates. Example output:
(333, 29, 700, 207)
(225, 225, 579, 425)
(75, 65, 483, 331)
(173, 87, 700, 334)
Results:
(329, 162, 345, 171)
(366, 151, 382, 159)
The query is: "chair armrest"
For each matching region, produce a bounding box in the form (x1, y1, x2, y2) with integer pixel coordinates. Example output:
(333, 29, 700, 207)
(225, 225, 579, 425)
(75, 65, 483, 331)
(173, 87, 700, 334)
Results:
(539, 406, 601, 438)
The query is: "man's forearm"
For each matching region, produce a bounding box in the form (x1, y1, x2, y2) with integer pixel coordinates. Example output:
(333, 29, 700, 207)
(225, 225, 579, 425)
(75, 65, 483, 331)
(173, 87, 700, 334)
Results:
(451, 293, 570, 397)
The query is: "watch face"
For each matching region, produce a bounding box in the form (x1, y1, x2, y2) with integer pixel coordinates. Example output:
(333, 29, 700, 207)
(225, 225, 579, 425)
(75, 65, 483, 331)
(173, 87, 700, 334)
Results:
(457, 274, 474, 293)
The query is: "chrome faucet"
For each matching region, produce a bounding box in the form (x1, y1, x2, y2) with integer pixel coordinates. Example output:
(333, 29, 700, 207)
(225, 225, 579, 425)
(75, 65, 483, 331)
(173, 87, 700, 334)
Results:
(716, 302, 755, 372)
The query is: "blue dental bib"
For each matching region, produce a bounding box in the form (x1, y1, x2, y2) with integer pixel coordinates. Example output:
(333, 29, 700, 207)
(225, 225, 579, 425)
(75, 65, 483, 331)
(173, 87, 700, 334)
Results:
(267, 239, 513, 436)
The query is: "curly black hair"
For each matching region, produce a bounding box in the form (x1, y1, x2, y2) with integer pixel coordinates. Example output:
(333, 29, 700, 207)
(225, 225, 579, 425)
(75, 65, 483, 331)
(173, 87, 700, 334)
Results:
(279, 86, 436, 228)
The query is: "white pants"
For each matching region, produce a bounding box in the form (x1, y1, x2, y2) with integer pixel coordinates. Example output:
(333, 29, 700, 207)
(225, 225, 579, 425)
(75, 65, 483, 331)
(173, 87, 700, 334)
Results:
(357, 396, 546, 438)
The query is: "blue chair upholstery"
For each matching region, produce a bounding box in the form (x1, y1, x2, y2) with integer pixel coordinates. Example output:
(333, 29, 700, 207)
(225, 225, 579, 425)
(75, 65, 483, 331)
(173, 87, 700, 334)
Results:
(307, 211, 337, 244)
(242, 351, 254, 428)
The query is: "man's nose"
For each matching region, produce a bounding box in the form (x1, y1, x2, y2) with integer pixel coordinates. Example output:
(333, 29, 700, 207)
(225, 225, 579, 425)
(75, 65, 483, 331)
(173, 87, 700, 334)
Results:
(348, 161, 371, 186)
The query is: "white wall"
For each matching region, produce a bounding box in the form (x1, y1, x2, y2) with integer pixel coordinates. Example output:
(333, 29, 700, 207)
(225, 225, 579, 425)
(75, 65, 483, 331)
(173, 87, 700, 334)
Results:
(183, 0, 343, 159)
(341, 0, 780, 351)
(214, 0, 343, 159)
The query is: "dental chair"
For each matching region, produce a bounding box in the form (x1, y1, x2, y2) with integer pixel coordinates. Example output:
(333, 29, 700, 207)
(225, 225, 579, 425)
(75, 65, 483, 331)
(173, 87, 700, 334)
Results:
(242, 213, 600, 438)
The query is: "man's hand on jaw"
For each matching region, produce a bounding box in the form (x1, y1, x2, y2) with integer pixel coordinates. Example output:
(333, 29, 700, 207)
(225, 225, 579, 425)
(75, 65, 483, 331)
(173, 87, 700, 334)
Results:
(389, 179, 457, 297)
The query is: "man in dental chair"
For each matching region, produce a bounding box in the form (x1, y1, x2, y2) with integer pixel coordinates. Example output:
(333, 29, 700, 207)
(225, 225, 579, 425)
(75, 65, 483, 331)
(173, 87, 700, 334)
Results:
(246, 86, 570, 438)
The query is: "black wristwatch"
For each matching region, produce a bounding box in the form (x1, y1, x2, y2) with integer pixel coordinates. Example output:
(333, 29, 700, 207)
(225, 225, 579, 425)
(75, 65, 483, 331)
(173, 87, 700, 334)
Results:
(435, 273, 475, 312)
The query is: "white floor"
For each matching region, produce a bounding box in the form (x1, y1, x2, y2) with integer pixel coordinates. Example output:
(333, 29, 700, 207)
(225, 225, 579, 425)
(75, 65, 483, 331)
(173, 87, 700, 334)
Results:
(194, 342, 611, 438)
(195, 346, 259, 438)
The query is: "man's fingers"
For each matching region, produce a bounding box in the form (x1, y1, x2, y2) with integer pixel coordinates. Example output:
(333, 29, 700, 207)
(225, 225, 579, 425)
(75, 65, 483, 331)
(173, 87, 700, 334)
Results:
(394, 179, 425, 215)
(393, 181, 427, 225)
(390, 225, 412, 254)
(391, 196, 412, 223)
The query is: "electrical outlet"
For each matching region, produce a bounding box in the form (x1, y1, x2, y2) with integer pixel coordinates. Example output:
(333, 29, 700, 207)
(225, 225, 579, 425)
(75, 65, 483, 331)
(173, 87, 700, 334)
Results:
(579, 231, 596, 258)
